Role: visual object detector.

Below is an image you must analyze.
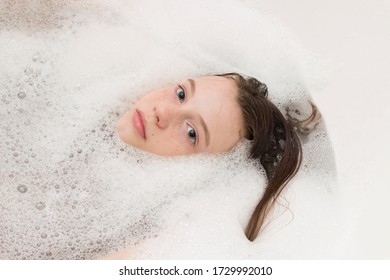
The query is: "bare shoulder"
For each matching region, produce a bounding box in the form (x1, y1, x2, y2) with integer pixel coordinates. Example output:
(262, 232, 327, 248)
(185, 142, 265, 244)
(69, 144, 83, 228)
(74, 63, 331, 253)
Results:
(98, 243, 143, 260)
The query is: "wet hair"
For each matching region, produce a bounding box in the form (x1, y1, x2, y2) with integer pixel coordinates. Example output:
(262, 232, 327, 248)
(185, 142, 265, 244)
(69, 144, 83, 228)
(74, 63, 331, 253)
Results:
(216, 72, 320, 241)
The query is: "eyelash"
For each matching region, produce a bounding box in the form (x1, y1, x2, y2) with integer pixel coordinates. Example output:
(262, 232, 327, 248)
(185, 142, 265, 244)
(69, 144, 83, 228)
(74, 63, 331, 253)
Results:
(176, 84, 198, 146)
(186, 124, 197, 145)
(176, 85, 186, 103)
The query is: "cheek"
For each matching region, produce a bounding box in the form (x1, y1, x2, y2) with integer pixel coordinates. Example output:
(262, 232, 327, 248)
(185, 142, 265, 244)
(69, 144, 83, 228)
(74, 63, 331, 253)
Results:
(138, 87, 174, 105)
(149, 126, 190, 156)
(153, 127, 181, 143)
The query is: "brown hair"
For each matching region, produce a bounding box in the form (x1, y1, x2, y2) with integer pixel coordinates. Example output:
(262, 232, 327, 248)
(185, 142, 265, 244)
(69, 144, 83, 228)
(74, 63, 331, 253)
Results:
(217, 72, 320, 241)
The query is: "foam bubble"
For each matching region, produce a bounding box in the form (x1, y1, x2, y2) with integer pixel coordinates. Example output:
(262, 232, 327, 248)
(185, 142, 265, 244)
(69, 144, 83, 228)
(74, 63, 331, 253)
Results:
(17, 184, 28, 193)
(0, 0, 342, 260)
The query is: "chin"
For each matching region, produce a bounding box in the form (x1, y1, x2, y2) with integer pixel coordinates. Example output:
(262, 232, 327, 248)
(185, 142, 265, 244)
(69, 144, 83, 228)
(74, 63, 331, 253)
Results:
(116, 119, 132, 144)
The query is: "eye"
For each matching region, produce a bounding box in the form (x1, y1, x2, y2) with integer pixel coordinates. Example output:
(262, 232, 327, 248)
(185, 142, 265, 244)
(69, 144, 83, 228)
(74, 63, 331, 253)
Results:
(187, 125, 197, 145)
(176, 85, 186, 103)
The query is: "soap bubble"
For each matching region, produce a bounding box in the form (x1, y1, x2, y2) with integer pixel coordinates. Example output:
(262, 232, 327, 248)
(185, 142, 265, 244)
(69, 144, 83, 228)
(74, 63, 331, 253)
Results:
(17, 92, 26, 99)
(35, 202, 46, 210)
(17, 185, 28, 193)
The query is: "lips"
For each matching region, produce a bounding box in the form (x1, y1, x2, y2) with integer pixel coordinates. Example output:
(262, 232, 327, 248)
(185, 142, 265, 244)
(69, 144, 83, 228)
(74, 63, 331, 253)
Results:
(132, 109, 146, 140)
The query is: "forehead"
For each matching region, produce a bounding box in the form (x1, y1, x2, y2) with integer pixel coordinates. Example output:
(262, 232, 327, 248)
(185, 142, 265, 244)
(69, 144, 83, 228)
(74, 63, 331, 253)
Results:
(195, 75, 236, 92)
(191, 76, 244, 152)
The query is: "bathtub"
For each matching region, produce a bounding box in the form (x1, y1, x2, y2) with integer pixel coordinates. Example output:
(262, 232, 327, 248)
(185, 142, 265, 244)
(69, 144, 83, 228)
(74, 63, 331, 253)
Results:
(0, 0, 389, 259)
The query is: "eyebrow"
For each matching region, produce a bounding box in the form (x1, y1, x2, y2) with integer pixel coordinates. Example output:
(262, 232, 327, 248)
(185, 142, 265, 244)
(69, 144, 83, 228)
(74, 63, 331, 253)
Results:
(187, 79, 210, 147)
(188, 78, 196, 94)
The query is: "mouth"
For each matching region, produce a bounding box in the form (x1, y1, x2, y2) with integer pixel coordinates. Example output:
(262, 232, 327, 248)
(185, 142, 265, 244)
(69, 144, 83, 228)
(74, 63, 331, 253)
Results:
(132, 109, 146, 140)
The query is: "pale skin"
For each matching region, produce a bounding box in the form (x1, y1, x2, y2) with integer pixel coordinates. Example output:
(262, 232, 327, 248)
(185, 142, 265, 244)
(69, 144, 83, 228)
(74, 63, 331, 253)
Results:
(103, 76, 245, 259)
(99, 243, 143, 260)
(116, 75, 245, 157)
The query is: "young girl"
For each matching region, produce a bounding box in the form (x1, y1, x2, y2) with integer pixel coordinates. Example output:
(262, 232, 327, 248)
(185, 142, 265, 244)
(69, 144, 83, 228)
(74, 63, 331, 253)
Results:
(114, 72, 320, 253)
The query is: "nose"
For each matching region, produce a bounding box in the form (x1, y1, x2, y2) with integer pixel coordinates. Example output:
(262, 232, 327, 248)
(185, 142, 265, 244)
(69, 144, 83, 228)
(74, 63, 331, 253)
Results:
(154, 103, 177, 129)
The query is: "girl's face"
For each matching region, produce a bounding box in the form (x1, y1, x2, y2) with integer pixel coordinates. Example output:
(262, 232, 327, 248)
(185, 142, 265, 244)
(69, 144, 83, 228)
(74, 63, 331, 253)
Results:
(116, 76, 244, 156)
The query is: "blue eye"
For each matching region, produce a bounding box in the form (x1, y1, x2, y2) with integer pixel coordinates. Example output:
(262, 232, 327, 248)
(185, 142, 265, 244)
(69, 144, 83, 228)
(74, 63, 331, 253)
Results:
(187, 125, 197, 145)
(177, 86, 186, 103)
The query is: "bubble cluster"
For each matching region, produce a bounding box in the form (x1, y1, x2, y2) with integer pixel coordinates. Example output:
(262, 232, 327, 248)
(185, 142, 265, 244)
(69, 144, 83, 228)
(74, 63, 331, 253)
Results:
(0, 0, 341, 260)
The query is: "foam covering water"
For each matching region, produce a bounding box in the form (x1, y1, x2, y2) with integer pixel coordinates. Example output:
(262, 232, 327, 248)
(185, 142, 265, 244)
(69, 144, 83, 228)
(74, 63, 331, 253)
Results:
(0, 0, 346, 259)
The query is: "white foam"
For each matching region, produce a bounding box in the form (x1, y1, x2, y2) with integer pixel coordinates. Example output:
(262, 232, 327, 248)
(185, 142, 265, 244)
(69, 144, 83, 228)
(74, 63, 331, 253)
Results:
(0, 0, 343, 259)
